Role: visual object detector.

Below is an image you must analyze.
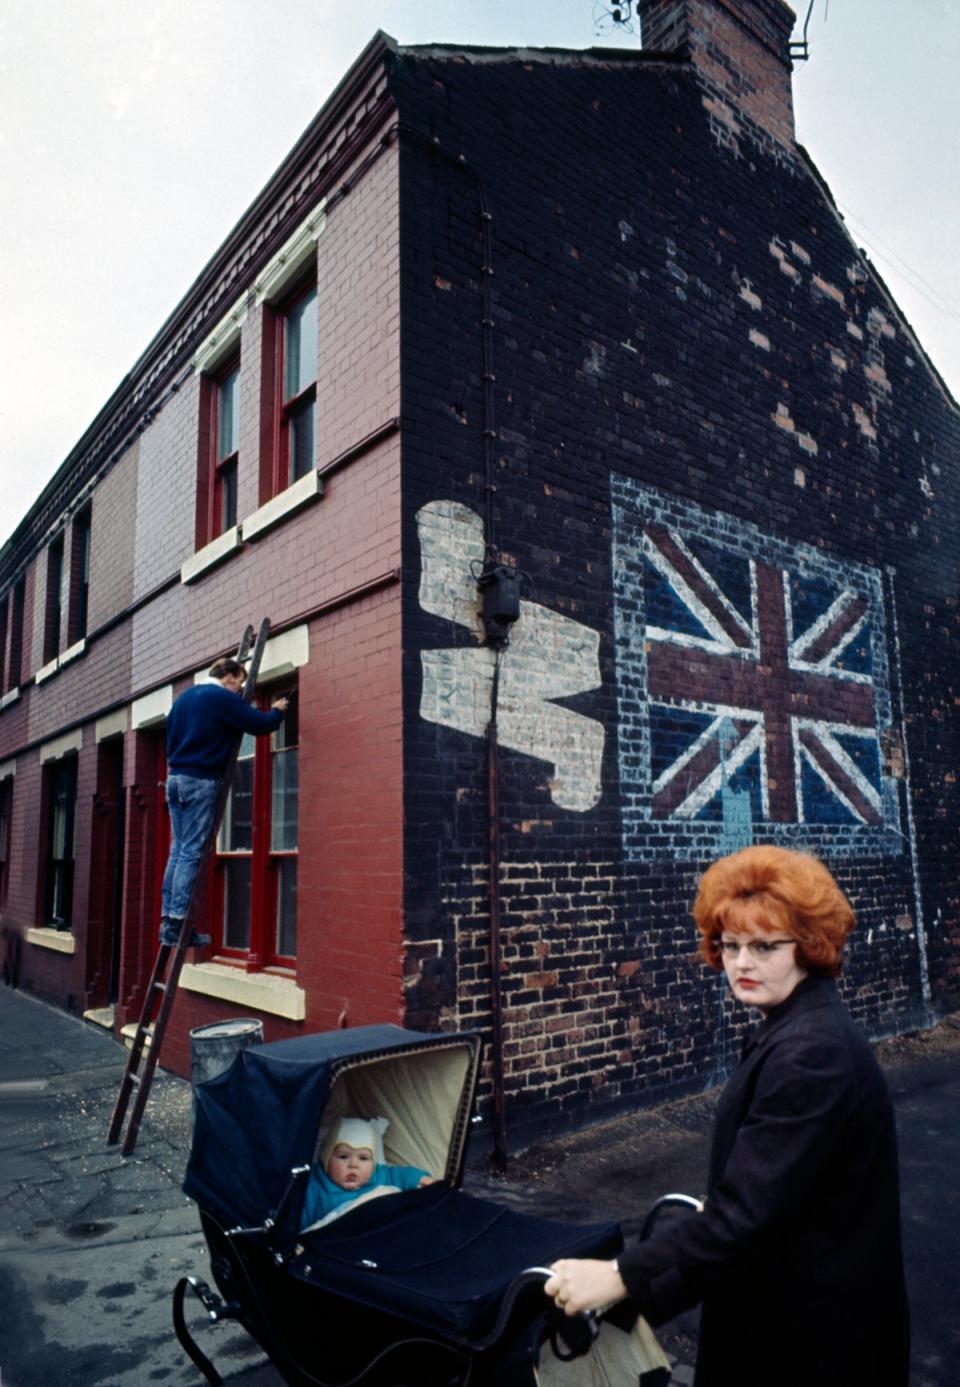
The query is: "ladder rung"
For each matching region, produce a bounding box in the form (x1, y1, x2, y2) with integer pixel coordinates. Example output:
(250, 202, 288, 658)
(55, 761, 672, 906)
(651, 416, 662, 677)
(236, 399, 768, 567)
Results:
(152, 981, 166, 994)
(128, 1072, 141, 1086)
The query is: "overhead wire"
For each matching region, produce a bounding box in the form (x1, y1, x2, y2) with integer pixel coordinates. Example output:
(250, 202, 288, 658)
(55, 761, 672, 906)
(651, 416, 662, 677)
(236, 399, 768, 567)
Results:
(833, 203, 960, 324)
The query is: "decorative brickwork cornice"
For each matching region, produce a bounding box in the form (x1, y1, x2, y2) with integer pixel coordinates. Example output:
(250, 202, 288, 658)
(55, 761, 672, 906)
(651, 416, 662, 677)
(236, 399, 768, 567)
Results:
(0, 31, 397, 584)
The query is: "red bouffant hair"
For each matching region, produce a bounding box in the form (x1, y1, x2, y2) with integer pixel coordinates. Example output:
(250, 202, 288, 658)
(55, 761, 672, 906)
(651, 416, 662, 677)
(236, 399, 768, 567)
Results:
(693, 845, 854, 978)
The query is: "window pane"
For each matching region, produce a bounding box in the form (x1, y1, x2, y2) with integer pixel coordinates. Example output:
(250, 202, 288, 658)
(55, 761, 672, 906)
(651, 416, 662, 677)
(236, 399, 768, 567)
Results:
(223, 858, 252, 950)
(218, 367, 240, 459)
(284, 288, 317, 401)
(271, 747, 298, 850)
(52, 865, 69, 926)
(220, 746, 254, 852)
(46, 760, 75, 929)
(52, 793, 69, 860)
(221, 459, 238, 531)
(289, 398, 315, 482)
(275, 858, 297, 957)
(46, 539, 63, 660)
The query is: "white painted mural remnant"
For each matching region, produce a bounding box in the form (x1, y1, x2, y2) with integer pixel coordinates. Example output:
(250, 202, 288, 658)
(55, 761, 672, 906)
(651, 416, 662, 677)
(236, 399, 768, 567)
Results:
(417, 500, 604, 812)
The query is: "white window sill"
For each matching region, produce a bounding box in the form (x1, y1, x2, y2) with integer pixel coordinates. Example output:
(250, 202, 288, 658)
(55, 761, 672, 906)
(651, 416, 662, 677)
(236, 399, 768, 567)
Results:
(60, 638, 86, 667)
(0, 688, 19, 711)
(34, 639, 87, 684)
(180, 960, 305, 1020)
(27, 927, 76, 954)
(180, 526, 243, 585)
(242, 470, 323, 542)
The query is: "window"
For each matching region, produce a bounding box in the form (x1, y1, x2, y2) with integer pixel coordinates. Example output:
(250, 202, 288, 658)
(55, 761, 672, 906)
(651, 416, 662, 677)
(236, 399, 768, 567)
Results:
(199, 357, 240, 543)
(6, 579, 24, 692)
(0, 593, 7, 693)
(43, 756, 77, 929)
(69, 506, 91, 644)
(0, 777, 11, 905)
(44, 536, 64, 664)
(264, 280, 317, 496)
(215, 684, 298, 964)
(215, 362, 240, 531)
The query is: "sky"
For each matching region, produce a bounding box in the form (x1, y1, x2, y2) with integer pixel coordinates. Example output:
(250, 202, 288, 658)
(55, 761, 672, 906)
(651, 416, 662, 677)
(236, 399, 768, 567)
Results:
(1, 0, 957, 550)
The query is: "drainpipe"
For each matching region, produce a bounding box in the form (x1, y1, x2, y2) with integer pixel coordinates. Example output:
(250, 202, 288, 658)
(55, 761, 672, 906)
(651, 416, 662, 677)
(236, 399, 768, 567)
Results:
(485, 648, 507, 1170)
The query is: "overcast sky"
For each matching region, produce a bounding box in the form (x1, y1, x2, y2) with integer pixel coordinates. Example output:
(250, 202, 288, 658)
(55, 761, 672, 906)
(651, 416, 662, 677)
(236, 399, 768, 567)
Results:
(1, 0, 957, 549)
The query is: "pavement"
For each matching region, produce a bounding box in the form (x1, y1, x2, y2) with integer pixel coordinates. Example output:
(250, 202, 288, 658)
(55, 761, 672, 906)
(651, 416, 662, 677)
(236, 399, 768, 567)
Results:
(0, 985, 958, 1386)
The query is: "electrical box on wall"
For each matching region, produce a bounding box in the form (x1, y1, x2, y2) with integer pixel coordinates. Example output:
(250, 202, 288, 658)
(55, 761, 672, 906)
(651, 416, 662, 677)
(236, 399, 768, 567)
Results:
(478, 563, 520, 647)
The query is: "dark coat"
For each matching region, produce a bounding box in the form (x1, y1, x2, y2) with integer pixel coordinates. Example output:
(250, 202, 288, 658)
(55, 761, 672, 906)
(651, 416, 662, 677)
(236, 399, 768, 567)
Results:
(618, 975, 910, 1386)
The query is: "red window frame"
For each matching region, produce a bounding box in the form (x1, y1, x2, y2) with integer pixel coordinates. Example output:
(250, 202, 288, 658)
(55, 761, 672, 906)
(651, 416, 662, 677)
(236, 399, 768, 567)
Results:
(197, 355, 240, 546)
(68, 505, 92, 645)
(43, 535, 64, 664)
(212, 682, 298, 971)
(41, 755, 78, 930)
(0, 592, 7, 694)
(260, 277, 317, 500)
(6, 578, 25, 693)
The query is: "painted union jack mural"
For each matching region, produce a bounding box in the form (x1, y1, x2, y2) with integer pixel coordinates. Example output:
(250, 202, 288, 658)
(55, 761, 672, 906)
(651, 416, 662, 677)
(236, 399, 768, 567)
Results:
(612, 479, 902, 861)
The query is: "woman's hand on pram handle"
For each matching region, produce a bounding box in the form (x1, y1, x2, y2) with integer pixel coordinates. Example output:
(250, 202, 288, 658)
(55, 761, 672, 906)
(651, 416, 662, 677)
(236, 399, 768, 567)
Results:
(543, 1258, 628, 1317)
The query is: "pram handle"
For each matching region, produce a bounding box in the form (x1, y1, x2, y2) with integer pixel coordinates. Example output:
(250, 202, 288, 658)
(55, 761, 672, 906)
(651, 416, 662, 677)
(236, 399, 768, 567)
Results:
(520, 1266, 603, 1324)
(641, 1192, 704, 1240)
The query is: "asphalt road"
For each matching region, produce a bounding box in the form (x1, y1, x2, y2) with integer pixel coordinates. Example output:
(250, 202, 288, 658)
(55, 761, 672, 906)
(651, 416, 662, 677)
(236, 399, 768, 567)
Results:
(1, 987, 957, 1386)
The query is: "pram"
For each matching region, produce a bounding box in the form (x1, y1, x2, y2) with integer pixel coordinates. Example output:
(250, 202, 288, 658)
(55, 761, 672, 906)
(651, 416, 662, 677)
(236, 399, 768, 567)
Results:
(177, 1023, 674, 1386)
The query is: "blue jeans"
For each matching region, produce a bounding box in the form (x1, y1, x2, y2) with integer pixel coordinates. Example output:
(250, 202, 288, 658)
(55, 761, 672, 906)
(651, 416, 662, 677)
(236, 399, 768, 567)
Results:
(160, 774, 220, 920)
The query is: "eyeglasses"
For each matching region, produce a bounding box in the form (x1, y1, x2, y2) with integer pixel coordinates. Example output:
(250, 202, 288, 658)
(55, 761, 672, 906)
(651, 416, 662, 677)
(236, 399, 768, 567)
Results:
(714, 938, 797, 960)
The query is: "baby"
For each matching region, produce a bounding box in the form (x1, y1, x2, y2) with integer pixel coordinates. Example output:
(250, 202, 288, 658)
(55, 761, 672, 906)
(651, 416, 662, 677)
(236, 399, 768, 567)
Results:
(300, 1116, 435, 1231)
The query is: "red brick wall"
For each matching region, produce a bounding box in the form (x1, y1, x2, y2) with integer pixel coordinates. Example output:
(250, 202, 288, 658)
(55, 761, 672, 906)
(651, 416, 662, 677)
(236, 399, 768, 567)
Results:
(5, 106, 404, 1073)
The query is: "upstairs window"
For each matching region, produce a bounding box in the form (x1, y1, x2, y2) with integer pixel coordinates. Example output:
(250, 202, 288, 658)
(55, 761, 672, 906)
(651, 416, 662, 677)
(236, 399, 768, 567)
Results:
(0, 592, 7, 693)
(43, 756, 77, 929)
(268, 280, 317, 495)
(195, 354, 241, 549)
(205, 357, 241, 540)
(6, 579, 24, 692)
(215, 683, 298, 966)
(43, 536, 64, 664)
(69, 506, 91, 644)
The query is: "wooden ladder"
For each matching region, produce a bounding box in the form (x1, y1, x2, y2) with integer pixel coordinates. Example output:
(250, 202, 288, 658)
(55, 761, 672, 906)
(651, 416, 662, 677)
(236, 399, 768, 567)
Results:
(107, 619, 271, 1155)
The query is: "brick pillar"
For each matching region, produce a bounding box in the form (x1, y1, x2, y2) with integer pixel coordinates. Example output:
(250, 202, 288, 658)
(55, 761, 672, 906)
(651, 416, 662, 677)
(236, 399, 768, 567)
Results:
(638, 0, 797, 147)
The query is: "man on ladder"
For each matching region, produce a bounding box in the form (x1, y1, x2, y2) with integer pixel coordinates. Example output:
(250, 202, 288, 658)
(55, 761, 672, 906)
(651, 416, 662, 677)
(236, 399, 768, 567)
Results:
(109, 622, 283, 1153)
(159, 655, 289, 948)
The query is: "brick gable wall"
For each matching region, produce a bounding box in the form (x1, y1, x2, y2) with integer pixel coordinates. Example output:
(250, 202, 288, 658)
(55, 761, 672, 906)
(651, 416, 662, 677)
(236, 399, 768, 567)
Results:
(391, 49, 959, 1144)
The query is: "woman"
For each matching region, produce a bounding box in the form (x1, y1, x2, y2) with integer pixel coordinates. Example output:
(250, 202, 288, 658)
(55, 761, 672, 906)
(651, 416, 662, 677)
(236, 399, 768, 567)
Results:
(545, 845, 910, 1386)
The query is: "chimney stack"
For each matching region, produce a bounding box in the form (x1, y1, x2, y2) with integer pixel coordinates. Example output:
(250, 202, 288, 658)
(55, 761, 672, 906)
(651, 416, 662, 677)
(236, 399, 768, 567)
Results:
(638, 0, 797, 147)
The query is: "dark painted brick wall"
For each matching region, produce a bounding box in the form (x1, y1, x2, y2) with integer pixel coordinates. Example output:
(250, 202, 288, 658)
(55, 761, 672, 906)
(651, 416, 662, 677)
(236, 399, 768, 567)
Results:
(390, 49, 959, 1144)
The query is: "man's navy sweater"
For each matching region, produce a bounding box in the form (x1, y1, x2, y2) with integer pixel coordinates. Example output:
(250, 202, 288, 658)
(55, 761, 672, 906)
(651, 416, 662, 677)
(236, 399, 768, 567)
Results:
(166, 683, 284, 779)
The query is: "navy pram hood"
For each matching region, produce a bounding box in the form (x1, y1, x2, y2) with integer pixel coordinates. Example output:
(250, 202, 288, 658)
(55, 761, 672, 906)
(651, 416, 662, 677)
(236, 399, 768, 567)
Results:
(184, 1024, 482, 1235)
(179, 1023, 633, 1372)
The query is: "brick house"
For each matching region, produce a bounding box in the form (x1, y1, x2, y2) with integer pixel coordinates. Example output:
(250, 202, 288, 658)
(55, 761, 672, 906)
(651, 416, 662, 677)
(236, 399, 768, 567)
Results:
(1, 0, 957, 1152)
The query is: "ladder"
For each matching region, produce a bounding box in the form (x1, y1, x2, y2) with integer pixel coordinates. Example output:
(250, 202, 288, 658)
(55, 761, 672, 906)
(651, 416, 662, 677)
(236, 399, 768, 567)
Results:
(107, 619, 271, 1155)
